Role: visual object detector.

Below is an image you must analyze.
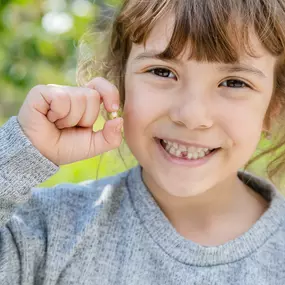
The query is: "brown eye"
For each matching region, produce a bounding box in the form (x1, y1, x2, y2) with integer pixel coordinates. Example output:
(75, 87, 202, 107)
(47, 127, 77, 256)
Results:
(147, 68, 176, 79)
(220, 79, 250, 88)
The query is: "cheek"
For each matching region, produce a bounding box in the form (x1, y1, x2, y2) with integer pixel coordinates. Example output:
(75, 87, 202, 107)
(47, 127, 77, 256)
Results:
(122, 88, 151, 148)
(223, 102, 267, 153)
(123, 89, 149, 130)
(123, 80, 167, 132)
(123, 93, 157, 164)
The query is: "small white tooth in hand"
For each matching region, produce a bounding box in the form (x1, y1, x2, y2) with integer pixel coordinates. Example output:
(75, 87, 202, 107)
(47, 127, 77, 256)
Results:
(110, 111, 118, 119)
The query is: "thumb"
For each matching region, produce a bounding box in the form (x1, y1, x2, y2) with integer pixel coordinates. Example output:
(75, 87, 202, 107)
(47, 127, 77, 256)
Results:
(90, 118, 124, 156)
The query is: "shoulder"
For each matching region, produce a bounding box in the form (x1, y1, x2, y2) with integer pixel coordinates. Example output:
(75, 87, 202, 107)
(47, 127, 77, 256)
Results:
(252, 219, 285, 271)
(16, 168, 132, 223)
(36, 168, 129, 203)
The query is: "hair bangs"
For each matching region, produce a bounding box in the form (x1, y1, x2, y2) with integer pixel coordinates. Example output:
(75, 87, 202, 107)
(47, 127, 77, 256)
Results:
(123, 0, 284, 64)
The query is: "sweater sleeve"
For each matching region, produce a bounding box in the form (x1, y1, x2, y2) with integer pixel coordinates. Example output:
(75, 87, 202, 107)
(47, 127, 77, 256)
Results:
(0, 116, 59, 283)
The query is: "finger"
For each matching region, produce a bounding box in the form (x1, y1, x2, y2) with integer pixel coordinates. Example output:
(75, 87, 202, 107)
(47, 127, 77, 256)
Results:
(90, 117, 124, 155)
(77, 89, 101, 127)
(46, 90, 71, 123)
(85, 77, 120, 113)
(55, 90, 86, 129)
(30, 85, 71, 121)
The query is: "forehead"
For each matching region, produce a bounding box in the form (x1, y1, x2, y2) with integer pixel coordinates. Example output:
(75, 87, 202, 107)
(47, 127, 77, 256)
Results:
(129, 13, 273, 65)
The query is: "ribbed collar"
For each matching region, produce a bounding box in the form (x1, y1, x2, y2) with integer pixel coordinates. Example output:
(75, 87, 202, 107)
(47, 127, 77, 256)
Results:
(126, 165, 285, 266)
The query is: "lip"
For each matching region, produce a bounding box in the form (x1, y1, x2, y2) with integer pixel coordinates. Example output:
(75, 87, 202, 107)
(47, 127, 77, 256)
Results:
(156, 137, 219, 150)
(155, 138, 220, 167)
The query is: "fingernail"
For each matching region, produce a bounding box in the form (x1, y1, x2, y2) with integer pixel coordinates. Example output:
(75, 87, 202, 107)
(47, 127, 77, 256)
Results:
(115, 119, 123, 132)
(112, 103, 119, 111)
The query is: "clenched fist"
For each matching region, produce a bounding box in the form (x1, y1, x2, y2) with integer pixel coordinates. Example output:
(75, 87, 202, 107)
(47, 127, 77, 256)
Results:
(17, 77, 124, 166)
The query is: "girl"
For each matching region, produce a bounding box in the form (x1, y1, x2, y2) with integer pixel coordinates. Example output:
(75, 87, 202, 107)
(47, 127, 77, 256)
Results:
(1, 0, 285, 284)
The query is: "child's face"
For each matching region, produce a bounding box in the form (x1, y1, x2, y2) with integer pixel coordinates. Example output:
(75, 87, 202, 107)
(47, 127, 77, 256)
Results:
(123, 15, 277, 197)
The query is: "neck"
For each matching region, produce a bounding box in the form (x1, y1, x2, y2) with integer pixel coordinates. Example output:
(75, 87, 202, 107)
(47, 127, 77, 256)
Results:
(142, 169, 269, 245)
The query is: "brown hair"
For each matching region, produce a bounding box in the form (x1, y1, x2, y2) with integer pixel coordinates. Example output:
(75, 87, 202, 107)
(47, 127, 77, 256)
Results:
(77, 0, 285, 188)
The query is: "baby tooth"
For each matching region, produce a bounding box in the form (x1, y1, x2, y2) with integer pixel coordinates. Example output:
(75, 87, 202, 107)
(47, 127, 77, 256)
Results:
(110, 112, 118, 119)
(175, 150, 181, 156)
(173, 142, 178, 148)
(193, 153, 198, 159)
(179, 145, 187, 151)
(187, 147, 192, 152)
(187, 153, 193, 159)
(199, 152, 205, 158)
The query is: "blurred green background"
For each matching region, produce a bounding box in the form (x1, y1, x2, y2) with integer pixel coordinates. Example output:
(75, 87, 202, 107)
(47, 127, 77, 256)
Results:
(0, 0, 278, 189)
(0, 0, 137, 187)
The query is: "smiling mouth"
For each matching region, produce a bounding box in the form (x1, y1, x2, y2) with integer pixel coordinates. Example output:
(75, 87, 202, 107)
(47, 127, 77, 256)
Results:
(157, 138, 220, 160)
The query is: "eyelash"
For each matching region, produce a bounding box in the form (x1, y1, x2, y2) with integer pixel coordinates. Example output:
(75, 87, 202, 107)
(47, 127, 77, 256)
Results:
(146, 68, 177, 79)
(145, 67, 251, 89)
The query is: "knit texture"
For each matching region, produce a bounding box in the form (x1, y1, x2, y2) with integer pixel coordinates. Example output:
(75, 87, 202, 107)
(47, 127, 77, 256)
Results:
(1, 116, 285, 284)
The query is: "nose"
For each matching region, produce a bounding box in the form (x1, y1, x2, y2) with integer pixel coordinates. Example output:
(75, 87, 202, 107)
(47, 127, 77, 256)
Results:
(169, 92, 214, 130)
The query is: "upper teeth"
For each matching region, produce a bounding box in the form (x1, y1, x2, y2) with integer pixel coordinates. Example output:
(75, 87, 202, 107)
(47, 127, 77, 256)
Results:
(163, 140, 212, 153)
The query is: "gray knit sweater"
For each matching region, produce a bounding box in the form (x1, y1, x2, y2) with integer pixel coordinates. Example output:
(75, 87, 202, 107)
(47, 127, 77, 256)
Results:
(1, 116, 285, 285)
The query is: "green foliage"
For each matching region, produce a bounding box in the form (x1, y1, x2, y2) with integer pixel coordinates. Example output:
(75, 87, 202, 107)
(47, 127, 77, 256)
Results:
(0, 0, 133, 186)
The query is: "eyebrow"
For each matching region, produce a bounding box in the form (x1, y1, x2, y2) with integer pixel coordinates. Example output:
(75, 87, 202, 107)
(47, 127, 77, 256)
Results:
(133, 51, 267, 79)
(217, 64, 267, 79)
(133, 51, 180, 63)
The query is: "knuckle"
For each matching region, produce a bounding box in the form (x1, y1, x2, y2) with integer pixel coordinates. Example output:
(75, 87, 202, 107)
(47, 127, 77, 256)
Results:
(85, 88, 100, 99)
(91, 89, 100, 98)
(100, 79, 119, 95)
(53, 90, 69, 101)
(91, 77, 119, 95)
(88, 76, 102, 87)
(30, 84, 45, 93)
(92, 76, 105, 83)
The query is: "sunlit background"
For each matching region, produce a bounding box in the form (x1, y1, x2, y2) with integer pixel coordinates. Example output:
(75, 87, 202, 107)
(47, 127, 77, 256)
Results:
(0, 0, 137, 187)
(0, 0, 118, 122)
